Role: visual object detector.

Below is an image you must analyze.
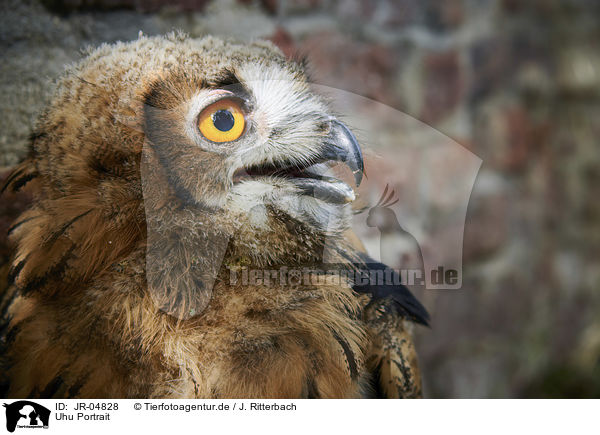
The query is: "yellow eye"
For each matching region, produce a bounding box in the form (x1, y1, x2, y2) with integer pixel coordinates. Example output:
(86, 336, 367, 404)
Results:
(197, 98, 246, 143)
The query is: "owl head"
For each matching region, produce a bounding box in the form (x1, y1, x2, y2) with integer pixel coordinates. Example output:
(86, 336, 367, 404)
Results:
(136, 35, 363, 244)
(63, 34, 359, 249)
(7, 34, 365, 316)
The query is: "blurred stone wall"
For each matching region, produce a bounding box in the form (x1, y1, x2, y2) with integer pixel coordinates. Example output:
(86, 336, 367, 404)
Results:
(1, 0, 599, 397)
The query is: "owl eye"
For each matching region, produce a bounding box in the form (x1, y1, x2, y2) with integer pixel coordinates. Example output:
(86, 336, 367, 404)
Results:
(197, 98, 246, 143)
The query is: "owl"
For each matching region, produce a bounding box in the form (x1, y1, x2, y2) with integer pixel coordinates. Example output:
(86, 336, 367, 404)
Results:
(0, 33, 428, 398)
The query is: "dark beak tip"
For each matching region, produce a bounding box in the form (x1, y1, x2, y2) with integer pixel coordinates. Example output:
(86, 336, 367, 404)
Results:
(325, 119, 365, 188)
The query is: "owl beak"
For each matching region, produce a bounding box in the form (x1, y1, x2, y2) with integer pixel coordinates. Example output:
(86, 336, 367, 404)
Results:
(321, 119, 364, 187)
(288, 120, 363, 204)
(231, 119, 364, 204)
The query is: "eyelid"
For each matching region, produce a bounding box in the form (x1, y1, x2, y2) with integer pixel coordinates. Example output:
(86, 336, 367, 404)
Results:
(205, 91, 251, 114)
(203, 89, 236, 106)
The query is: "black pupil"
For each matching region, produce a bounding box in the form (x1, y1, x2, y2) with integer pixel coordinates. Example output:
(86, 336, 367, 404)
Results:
(212, 109, 235, 132)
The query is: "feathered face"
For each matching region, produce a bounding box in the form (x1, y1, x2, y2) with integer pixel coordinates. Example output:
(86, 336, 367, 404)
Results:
(19, 35, 364, 286)
(140, 38, 363, 237)
(8, 35, 366, 319)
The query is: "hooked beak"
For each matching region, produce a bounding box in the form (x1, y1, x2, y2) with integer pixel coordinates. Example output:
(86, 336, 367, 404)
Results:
(290, 119, 364, 204)
(233, 119, 365, 204)
(321, 119, 364, 187)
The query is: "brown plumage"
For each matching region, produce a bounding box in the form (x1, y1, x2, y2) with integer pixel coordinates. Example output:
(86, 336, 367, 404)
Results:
(0, 33, 427, 398)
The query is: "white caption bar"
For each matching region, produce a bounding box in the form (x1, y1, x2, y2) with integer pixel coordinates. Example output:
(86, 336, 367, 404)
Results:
(1, 399, 598, 434)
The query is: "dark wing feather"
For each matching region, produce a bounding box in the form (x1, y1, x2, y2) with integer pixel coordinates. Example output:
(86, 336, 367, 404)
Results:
(350, 252, 430, 326)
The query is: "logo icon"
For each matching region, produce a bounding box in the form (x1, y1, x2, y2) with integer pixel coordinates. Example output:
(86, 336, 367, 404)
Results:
(366, 185, 424, 274)
(3, 401, 50, 433)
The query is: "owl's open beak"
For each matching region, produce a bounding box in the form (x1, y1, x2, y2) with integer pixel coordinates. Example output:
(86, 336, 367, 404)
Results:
(289, 119, 363, 204)
(233, 119, 364, 204)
